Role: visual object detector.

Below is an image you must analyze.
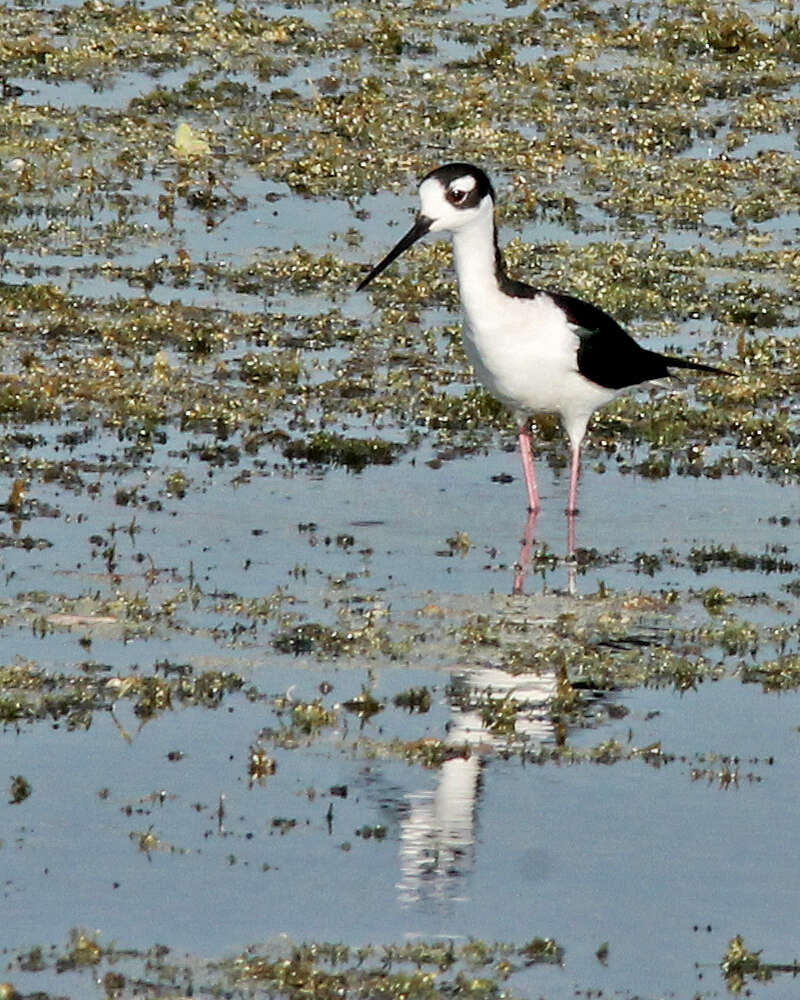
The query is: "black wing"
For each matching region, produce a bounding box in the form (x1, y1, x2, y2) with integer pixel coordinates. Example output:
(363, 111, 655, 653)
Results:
(495, 254, 730, 389)
(552, 291, 728, 389)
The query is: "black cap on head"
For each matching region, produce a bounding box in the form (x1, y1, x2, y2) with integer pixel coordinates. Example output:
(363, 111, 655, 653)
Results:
(421, 162, 495, 209)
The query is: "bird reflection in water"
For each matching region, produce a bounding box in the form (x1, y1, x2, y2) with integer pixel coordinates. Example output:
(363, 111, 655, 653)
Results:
(397, 663, 560, 906)
(512, 509, 578, 597)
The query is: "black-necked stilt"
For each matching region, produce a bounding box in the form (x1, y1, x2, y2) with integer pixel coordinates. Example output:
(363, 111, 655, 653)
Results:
(358, 162, 729, 538)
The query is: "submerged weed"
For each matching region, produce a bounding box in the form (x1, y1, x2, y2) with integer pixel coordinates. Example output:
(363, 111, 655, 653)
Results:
(283, 432, 402, 472)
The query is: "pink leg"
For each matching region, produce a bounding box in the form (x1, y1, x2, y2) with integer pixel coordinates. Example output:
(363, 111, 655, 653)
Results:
(518, 422, 540, 512)
(567, 508, 577, 557)
(566, 444, 581, 516)
(566, 445, 580, 556)
(512, 508, 539, 595)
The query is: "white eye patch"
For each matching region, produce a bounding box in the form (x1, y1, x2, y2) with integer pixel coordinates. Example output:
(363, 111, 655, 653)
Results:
(450, 175, 477, 195)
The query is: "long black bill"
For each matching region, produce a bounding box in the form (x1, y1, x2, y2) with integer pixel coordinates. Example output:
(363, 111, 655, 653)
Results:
(356, 215, 433, 291)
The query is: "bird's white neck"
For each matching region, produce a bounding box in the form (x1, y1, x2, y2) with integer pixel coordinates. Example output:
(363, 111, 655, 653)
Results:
(450, 211, 505, 317)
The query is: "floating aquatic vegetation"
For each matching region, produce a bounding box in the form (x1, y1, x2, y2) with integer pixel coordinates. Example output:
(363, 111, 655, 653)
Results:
(0, 6, 797, 995)
(8, 773, 31, 804)
(721, 935, 774, 993)
(393, 686, 432, 713)
(282, 432, 402, 472)
(289, 697, 338, 734)
(0, 658, 243, 727)
(739, 654, 800, 692)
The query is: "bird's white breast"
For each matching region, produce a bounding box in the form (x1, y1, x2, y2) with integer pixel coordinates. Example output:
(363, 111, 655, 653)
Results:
(460, 291, 579, 411)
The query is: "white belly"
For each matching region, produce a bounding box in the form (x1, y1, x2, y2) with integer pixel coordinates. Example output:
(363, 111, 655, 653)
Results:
(459, 293, 617, 445)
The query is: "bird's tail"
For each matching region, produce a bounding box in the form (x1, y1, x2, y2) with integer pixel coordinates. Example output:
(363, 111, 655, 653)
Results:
(663, 355, 734, 378)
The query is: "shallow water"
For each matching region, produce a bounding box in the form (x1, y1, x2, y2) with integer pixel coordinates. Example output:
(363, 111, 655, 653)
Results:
(1, 1, 799, 998)
(3, 427, 799, 997)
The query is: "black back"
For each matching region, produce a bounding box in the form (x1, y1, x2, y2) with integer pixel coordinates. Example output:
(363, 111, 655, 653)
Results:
(492, 240, 722, 389)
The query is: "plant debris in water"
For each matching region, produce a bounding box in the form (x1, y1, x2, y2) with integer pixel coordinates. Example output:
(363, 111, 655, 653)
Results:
(0, 1, 796, 483)
(3, 929, 566, 1000)
(0, 3, 799, 998)
(721, 934, 800, 994)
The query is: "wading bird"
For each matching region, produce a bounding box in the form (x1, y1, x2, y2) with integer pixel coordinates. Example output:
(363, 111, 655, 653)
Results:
(358, 163, 729, 552)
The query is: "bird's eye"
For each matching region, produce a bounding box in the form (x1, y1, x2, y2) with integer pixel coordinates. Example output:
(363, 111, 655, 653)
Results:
(448, 187, 468, 205)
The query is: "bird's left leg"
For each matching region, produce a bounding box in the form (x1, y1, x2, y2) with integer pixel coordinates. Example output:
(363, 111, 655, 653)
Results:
(512, 508, 539, 595)
(566, 443, 581, 517)
(518, 420, 540, 513)
(566, 444, 581, 556)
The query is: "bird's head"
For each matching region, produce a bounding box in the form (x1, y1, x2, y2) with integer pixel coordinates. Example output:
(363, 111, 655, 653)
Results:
(357, 163, 495, 291)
